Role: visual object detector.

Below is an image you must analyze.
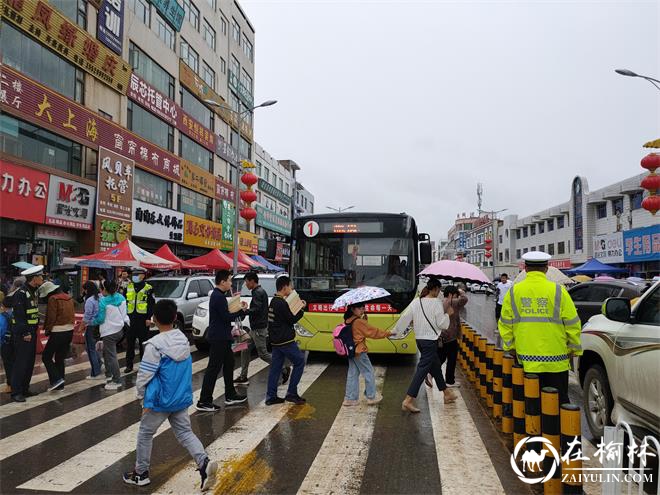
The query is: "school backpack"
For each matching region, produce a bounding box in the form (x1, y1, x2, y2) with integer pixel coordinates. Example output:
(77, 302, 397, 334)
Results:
(332, 322, 356, 358)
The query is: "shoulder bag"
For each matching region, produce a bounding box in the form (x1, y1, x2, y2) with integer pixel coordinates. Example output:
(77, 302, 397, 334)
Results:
(419, 298, 443, 348)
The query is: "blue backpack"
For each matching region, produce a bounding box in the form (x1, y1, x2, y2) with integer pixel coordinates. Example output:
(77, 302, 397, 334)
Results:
(333, 322, 356, 358)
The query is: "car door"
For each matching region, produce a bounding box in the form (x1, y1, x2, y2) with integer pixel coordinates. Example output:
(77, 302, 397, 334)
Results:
(571, 284, 620, 325)
(181, 280, 202, 326)
(613, 285, 660, 430)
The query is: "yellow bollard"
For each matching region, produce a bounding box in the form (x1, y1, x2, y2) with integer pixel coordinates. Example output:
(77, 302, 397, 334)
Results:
(486, 343, 495, 410)
(524, 374, 542, 462)
(470, 332, 480, 386)
(512, 364, 525, 447)
(478, 338, 487, 400)
(541, 387, 561, 495)
(561, 404, 583, 494)
(492, 349, 503, 420)
(501, 356, 514, 434)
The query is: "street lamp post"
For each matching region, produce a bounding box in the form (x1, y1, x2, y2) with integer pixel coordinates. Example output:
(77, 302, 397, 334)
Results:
(204, 99, 277, 276)
(326, 206, 355, 213)
(615, 69, 660, 91)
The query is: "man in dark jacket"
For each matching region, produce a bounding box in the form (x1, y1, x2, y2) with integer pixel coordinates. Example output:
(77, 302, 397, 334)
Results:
(236, 272, 270, 384)
(196, 270, 248, 412)
(265, 276, 306, 406)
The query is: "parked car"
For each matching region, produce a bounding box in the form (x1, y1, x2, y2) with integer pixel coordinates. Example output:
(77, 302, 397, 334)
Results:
(191, 273, 284, 351)
(147, 275, 215, 332)
(578, 280, 659, 448)
(568, 280, 644, 326)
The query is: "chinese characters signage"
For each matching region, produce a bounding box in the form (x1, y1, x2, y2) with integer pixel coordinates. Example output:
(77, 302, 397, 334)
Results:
(180, 112, 214, 151)
(239, 231, 258, 255)
(46, 175, 95, 230)
(2, 0, 132, 93)
(183, 215, 223, 249)
(220, 200, 234, 251)
(623, 225, 660, 263)
(132, 200, 183, 243)
(0, 160, 48, 224)
(127, 72, 178, 126)
(96, 215, 131, 251)
(308, 303, 395, 313)
(215, 133, 238, 164)
(256, 205, 292, 236)
(258, 178, 290, 204)
(97, 147, 134, 221)
(180, 160, 215, 197)
(215, 177, 236, 202)
(593, 232, 624, 264)
(97, 0, 124, 55)
(150, 0, 184, 32)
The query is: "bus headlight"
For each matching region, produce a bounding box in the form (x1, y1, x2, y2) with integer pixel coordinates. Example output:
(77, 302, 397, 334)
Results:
(294, 324, 314, 337)
(388, 323, 413, 340)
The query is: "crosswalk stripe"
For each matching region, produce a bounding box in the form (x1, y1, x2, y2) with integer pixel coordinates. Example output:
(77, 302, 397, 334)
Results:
(426, 386, 505, 495)
(17, 359, 270, 493)
(0, 358, 211, 462)
(297, 366, 386, 495)
(155, 362, 330, 494)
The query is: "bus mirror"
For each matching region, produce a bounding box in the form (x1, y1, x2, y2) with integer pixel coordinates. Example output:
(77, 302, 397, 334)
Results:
(419, 242, 432, 264)
(419, 233, 430, 242)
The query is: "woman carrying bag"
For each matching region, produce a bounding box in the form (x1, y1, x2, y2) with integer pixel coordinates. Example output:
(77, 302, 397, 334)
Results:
(395, 278, 458, 413)
(81, 281, 104, 380)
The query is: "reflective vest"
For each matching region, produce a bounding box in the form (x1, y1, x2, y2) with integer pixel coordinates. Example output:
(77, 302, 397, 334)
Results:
(498, 271, 582, 373)
(126, 283, 152, 315)
(11, 287, 40, 328)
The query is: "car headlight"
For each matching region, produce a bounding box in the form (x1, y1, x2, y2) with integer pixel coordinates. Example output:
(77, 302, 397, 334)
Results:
(195, 307, 208, 318)
(389, 322, 413, 340)
(294, 323, 314, 337)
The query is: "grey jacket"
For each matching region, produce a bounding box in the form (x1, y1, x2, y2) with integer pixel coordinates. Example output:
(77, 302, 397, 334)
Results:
(135, 329, 190, 399)
(248, 285, 269, 330)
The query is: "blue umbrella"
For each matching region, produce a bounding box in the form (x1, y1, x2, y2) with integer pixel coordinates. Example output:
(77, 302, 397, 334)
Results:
(12, 261, 35, 270)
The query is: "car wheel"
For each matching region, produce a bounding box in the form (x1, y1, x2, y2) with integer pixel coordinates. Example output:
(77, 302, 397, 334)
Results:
(583, 365, 614, 439)
(175, 316, 185, 332)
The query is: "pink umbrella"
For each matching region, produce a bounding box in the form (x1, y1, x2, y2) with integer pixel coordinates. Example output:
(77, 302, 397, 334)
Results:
(420, 260, 491, 284)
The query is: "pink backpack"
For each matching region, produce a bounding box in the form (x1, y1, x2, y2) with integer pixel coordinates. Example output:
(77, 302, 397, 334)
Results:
(332, 323, 356, 358)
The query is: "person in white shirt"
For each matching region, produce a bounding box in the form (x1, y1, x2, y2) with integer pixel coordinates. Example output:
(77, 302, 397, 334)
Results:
(394, 278, 458, 413)
(495, 274, 513, 321)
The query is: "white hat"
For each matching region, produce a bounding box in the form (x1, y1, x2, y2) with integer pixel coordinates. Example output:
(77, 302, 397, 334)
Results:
(21, 264, 44, 277)
(37, 281, 60, 298)
(522, 251, 552, 266)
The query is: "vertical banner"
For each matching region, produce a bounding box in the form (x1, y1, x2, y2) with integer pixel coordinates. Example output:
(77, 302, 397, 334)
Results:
(221, 200, 235, 251)
(97, 147, 134, 221)
(97, 0, 124, 55)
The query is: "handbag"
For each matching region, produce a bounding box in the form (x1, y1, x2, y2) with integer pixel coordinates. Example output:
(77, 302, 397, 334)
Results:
(419, 298, 443, 348)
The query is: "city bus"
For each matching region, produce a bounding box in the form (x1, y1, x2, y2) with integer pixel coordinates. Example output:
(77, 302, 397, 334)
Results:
(290, 212, 432, 354)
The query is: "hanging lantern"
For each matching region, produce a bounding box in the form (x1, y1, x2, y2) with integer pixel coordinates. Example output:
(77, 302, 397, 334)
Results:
(240, 190, 257, 203)
(641, 173, 660, 194)
(485, 238, 492, 245)
(641, 153, 660, 173)
(485, 252, 492, 258)
(240, 207, 257, 221)
(241, 172, 258, 187)
(642, 195, 660, 215)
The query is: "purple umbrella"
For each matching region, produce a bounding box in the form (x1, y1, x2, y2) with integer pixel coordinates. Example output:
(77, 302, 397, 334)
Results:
(420, 260, 491, 284)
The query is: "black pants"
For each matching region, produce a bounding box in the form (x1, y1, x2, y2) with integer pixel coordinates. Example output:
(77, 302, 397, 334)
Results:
(126, 318, 149, 367)
(11, 333, 36, 397)
(42, 330, 73, 385)
(438, 339, 459, 385)
(495, 303, 503, 321)
(407, 340, 447, 398)
(1, 341, 15, 385)
(200, 340, 236, 404)
(537, 371, 570, 406)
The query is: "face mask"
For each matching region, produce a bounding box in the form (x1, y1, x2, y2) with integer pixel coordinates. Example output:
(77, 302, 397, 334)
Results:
(132, 276, 141, 283)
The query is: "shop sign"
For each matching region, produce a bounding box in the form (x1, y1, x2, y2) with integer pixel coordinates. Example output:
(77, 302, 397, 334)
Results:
(180, 160, 215, 197)
(0, 160, 48, 224)
(256, 205, 292, 236)
(97, 0, 124, 55)
(623, 225, 660, 263)
(220, 200, 235, 251)
(35, 225, 77, 242)
(97, 147, 134, 221)
(275, 242, 284, 262)
(180, 113, 215, 152)
(548, 259, 572, 269)
(127, 72, 178, 126)
(96, 214, 131, 251)
(258, 238, 268, 252)
(239, 231, 258, 255)
(215, 177, 236, 202)
(150, 0, 184, 32)
(592, 232, 624, 264)
(258, 178, 290, 204)
(183, 214, 223, 249)
(132, 200, 183, 243)
(46, 175, 95, 230)
(2, 0, 132, 94)
(215, 134, 238, 164)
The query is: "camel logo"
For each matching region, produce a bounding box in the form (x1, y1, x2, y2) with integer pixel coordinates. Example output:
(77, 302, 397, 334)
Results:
(510, 436, 561, 484)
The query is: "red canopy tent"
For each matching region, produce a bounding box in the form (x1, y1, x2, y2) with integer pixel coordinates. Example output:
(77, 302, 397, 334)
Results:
(63, 239, 177, 269)
(187, 249, 250, 271)
(154, 245, 206, 270)
(228, 251, 267, 270)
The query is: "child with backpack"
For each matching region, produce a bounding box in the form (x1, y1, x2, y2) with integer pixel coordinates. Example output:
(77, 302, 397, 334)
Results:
(123, 299, 218, 491)
(341, 303, 391, 406)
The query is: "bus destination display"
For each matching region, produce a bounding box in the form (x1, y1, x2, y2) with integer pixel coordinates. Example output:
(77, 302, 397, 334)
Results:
(320, 221, 383, 234)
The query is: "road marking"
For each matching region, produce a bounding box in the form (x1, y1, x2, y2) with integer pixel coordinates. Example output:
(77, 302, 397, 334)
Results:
(155, 362, 330, 494)
(0, 358, 211, 462)
(297, 366, 386, 495)
(18, 359, 269, 493)
(426, 386, 505, 495)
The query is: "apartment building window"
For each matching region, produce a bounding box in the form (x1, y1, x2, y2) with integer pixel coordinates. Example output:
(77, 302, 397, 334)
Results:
(242, 34, 253, 61)
(202, 62, 216, 90)
(523, 227, 528, 238)
(523, 248, 529, 254)
(531, 246, 536, 252)
(530, 224, 536, 236)
(499, 253, 503, 262)
(279, 177, 284, 191)
(129, 43, 175, 99)
(612, 197, 624, 215)
(51, 0, 87, 28)
(547, 218, 554, 231)
(264, 167, 270, 182)
(557, 242, 565, 255)
(128, 0, 150, 25)
(256, 161, 262, 176)
(630, 191, 643, 210)
(155, 13, 175, 50)
(181, 88, 213, 129)
(180, 39, 199, 73)
(547, 243, 554, 255)
(538, 222, 544, 234)
(285, 183, 289, 196)
(538, 245, 545, 253)
(230, 92, 240, 113)
(179, 187, 213, 220)
(180, 134, 213, 171)
(183, 0, 200, 30)
(516, 229, 521, 240)
(240, 69, 253, 94)
(557, 216, 565, 229)
(516, 249, 521, 259)
(127, 102, 174, 151)
(134, 169, 172, 208)
(232, 18, 241, 43)
(596, 203, 607, 219)
(230, 56, 240, 78)
(203, 20, 216, 51)
(271, 173, 278, 187)
(499, 235, 503, 243)
(220, 57, 227, 74)
(99, 110, 113, 120)
(221, 16, 228, 35)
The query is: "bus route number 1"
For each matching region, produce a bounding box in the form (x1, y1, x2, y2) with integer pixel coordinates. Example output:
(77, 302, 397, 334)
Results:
(304, 221, 320, 238)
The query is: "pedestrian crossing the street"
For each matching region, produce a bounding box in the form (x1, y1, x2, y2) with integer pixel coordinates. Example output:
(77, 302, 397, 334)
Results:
(1, 349, 518, 495)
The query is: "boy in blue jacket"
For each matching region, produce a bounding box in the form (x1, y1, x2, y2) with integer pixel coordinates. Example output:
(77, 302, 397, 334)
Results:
(123, 299, 218, 491)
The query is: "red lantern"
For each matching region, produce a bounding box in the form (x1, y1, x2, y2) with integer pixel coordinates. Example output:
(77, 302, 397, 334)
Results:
(241, 172, 258, 187)
(240, 190, 257, 203)
(485, 252, 492, 258)
(641, 173, 660, 194)
(641, 195, 660, 215)
(240, 207, 257, 221)
(641, 153, 660, 173)
(485, 238, 492, 245)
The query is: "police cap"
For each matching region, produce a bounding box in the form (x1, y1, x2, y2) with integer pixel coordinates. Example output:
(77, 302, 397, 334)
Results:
(21, 265, 44, 277)
(522, 251, 551, 266)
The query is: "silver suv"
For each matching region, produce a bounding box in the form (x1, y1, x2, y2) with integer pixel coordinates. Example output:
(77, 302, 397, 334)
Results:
(147, 275, 215, 332)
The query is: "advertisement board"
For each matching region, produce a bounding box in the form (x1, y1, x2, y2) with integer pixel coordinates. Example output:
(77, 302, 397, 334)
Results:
(96, 215, 131, 251)
(46, 175, 95, 230)
(623, 225, 660, 263)
(97, 147, 134, 221)
(220, 200, 235, 251)
(592, 232, 624, 264)
(132, 200, 184, 243)
(0, 160, 49, 224)
(256, 205, 292, 236)
(97, 0, 124, 55)
(183, 215, 223, 249)
(180, 160, 215, 197)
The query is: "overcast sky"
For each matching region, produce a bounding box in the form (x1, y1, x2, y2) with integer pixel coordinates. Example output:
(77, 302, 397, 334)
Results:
(241, 0, 659, 241)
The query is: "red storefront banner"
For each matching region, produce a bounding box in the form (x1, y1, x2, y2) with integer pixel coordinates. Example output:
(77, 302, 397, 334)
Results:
(307, 303, 397, 313)
(0, 160, 49, 224)
(180, 112, 214, 151)
(549, 259, 572, 269)
(215, 177, 237, 202)
(1, 66, 181, 181)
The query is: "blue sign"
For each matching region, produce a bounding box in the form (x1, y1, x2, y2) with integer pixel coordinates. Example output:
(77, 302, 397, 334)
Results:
(458, 232, 466, 250)
(623, 225, 660, 263)
(150, 0, 185, 32)
(97, 0, 124, 55)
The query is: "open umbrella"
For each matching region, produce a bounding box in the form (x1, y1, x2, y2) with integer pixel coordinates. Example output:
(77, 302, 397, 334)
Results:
(420, 260, 490, 284)
(187, 249, 250, 271)
(571, 275, 592, 283)
(514, 266, 573, 285)
(228, 251, 267, 271)
(12, 261, 35, 270)
(154, 245, 206, 270)
(252, 255, 285, 272)
(331, 286, 391, 310)
(63, 239, 177, 269)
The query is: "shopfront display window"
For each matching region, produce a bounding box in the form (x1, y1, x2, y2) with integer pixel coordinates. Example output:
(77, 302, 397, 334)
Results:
(179, 186, 213, 220)
(134, 168, 173, 208)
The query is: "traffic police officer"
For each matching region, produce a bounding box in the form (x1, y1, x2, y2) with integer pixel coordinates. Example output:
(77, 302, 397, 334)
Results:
(124, 267, 155, 373)
(10, 265, 45, 402)
(498, 251, 582, 405)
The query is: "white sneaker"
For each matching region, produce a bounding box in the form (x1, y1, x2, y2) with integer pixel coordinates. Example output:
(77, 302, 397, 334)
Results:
(86, 375, 105, 380)
(105, 376, 113, 383)
(446, 383, 461, 389)
(104, 382, 122, 390)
